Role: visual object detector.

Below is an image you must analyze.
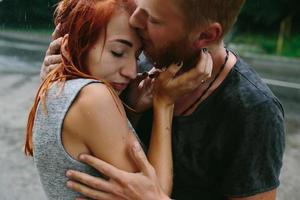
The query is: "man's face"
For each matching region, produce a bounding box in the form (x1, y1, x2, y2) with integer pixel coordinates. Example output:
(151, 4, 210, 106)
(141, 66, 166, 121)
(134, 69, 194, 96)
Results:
(129, 0, 196, 68)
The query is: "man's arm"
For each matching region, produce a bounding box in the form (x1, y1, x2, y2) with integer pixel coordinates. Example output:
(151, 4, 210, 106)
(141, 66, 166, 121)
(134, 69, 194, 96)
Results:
(66, 142, 170, 200)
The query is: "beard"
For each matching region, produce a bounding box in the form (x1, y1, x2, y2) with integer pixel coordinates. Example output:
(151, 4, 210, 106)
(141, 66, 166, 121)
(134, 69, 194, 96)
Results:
(143, 35, 198, 70)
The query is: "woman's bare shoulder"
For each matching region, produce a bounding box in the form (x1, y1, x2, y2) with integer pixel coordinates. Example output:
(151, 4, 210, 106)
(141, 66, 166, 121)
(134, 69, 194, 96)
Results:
(64, 82, 126, 132)
(63, 82, 137, 172)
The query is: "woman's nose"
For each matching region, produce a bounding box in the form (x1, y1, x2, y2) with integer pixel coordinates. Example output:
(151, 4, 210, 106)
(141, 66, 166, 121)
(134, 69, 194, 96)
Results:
(121, 60, 137, 80)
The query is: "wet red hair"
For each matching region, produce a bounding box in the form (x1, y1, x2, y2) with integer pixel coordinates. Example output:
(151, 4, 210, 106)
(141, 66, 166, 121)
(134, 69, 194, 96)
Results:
(24, 0, 135, 156)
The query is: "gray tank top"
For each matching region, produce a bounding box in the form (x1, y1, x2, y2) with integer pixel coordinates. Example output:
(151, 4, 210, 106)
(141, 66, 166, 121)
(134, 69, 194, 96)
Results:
(32, 78, 139, 199)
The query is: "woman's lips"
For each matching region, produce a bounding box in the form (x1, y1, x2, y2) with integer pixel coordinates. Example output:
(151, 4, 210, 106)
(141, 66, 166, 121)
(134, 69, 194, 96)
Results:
(110, 82, 128, 92)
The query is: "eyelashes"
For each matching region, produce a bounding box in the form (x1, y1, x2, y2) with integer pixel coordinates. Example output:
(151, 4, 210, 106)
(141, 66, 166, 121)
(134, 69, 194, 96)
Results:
(111, 51, 141, 61)
(111, 51, 124, 57)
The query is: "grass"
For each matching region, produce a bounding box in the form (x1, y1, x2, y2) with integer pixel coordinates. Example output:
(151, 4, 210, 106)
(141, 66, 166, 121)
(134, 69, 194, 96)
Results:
(231, 32, 300, 58)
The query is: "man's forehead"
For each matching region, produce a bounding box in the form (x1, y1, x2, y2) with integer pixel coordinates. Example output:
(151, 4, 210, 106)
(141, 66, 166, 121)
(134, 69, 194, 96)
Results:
(135, 0, 183, 19)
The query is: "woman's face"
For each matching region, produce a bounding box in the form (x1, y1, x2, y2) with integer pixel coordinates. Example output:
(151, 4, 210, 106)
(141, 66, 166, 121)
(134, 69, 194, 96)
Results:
(86, 10, 142, 95)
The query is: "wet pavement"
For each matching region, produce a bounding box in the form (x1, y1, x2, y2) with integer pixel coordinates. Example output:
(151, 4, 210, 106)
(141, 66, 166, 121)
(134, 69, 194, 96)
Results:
(0, 30, 299, 199)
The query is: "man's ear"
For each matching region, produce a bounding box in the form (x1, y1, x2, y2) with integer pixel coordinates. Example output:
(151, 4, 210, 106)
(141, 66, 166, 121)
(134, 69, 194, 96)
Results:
(192, 22, 222, 50)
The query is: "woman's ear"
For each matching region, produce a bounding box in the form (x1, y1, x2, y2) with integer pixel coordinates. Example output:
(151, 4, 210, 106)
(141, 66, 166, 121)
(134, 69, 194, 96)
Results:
(192, 22, 223, 50)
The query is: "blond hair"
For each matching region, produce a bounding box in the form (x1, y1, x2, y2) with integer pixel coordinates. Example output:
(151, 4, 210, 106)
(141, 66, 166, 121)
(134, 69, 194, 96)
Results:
(175, 0, 245, 38)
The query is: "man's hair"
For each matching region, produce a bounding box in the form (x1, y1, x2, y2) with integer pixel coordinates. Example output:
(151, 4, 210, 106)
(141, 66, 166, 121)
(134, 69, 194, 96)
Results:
(175, 0, 245, 38)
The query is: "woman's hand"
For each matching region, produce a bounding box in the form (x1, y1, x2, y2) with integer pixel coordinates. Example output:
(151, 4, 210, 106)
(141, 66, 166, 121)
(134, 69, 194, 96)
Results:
(125, 70, 154, 112)
(153, 49, 213, 106)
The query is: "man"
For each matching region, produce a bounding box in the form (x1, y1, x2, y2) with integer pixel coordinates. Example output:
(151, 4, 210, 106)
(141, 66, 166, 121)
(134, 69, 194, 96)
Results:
(43, 0, 285, 199)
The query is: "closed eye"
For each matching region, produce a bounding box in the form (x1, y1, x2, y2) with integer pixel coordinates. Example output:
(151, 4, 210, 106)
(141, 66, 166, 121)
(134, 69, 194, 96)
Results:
(148, 16, 161, 24)
(111, 51, 123, 57)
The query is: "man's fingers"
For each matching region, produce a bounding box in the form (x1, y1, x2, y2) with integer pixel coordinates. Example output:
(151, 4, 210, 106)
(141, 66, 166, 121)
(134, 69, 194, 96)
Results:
(46, 37, 63, 56)
(48, 64, 60, 73)
(79, 155, 126, 182)
(130, 142, 154, 176)
(66, 170, 113, 193)
(67, 180, 124, 200)
(40, 64, 60, 80)
(52, 23, 62, 40)
(44, 55, 62, 67)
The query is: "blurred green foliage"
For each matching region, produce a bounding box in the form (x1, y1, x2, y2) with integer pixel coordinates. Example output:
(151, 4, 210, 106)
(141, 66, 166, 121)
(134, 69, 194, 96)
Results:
(0, 0, 298, 31)
(0, 0, 57, 28)
(232, 33, 300, 58)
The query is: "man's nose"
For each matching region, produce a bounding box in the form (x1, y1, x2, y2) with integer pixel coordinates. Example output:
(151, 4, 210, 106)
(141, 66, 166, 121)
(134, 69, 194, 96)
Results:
(129, 8, 146, 30)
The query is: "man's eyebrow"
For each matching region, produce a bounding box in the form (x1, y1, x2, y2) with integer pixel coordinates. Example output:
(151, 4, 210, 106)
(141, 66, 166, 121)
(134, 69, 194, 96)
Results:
(114, 39, 133, 47)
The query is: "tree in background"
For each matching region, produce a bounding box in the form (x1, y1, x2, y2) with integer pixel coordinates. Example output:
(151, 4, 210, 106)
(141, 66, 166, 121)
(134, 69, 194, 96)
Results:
(238, 0, 300, 55)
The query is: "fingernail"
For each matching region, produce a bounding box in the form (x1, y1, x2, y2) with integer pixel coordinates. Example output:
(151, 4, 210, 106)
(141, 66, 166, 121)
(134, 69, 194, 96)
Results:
(66, 170, 72, 177)
(66, 181, 73, 187)
(142, 72, 149, 77)
(79, 154, 85, 160)
(178, 61, 183, 67)
(149, 73, 157, 79)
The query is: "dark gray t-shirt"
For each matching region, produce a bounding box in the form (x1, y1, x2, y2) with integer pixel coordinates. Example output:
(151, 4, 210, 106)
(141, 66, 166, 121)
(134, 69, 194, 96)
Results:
(136, 56, 285, 199)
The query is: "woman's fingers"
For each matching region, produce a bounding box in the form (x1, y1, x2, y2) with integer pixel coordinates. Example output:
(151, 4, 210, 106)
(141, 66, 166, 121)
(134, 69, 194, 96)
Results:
(204, 52, 213, 80)
(180, 50, 212, 87)
(158, 63, 182, 82)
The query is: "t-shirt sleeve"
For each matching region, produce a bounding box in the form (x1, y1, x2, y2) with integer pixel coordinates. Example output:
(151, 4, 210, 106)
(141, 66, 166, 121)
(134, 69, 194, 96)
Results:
(222, 99, 285, 197)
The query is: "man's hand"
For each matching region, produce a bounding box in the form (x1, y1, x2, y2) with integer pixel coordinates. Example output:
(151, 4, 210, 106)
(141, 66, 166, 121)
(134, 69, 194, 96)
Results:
(66, 142, 170, 200)
(40, 24, 63, 80)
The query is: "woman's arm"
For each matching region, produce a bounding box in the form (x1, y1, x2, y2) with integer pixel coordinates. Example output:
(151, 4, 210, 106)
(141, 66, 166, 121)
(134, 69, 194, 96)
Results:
(65, 50, 213, 199)
(63, 81, 176, 182)
(147, 97, 174, 195)
(63, 80, 175, 196)
(64, 83, 139, 172)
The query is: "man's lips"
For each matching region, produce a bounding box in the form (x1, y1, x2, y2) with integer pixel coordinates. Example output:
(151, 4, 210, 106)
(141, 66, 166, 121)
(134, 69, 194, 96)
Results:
(110, 82, 128, 91)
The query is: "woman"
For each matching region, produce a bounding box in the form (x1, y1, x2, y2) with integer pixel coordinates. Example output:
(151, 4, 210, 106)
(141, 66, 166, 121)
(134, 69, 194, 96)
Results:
(24, 0, 211, 199)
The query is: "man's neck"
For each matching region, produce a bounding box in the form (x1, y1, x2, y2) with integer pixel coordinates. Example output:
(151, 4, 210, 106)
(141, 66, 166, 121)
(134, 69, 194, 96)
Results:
(208, 43, 230, 77)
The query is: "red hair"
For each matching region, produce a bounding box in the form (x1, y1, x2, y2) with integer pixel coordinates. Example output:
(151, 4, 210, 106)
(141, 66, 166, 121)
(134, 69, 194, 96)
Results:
(24, 0, 133, 156)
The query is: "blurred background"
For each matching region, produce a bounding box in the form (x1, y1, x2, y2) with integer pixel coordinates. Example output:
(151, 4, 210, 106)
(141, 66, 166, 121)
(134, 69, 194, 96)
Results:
(0, 0, 299, 199)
